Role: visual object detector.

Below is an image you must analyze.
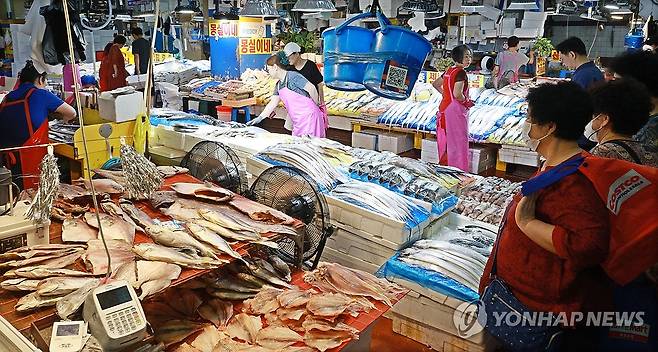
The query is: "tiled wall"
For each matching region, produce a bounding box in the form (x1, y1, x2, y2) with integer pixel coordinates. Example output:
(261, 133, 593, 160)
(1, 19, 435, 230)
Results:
(548, 24, 628, 59)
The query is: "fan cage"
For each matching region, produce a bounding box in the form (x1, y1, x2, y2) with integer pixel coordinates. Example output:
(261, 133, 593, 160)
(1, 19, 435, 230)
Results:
(181, 141, 248, 194)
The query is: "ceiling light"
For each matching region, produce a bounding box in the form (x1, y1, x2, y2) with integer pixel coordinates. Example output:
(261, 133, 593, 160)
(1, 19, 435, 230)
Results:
(507, 0, 540, 11)
(240, 0, 279, 17)
(292, 0, 337, 12)
(611, 15, 624, 19)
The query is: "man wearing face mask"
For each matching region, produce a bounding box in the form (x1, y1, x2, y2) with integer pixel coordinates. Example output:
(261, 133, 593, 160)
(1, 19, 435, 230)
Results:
(479, 81, 611, 351)
(587, 78, 658, 167)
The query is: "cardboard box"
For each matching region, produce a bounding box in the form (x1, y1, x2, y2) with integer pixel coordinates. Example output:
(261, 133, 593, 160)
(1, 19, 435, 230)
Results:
(421, 138, 439, 163)
(377, 132, 414, 154)
(98, 91, 144, 123)
(352, 131, 379, 150)
(468, 145, 497, 174)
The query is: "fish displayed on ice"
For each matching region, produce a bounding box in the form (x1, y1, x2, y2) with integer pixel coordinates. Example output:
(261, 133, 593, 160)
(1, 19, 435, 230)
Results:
(57, 279, 103, 319)
(198, 299, 233, 328)
(226, 313, 262, 344)
(170, 182, 234, 203)
(144, 224, 220, 260)
(36, 277, 100, 297)
(255, 326, 303, 350)
(242, 287, 282, 315)
(112, 261, 182, 300)
(133, 243, 222, 269)
(1, 278, 40, 291)
(16, 292, 62, 312)
(229, 197, 295, 225)
(83, 239, 135, 275)
(186, 223, 243, 260)
(62, 217, 98, 243)
(84, 212, 136, 244)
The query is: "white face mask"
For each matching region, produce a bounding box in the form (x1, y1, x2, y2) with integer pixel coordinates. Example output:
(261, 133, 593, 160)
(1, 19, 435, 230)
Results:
(522, 121, 552, 152)
(584, 115, 605, 143)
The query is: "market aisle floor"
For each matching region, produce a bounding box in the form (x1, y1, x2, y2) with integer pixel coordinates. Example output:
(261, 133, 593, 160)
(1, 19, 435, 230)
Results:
(371, 318, 435, 352)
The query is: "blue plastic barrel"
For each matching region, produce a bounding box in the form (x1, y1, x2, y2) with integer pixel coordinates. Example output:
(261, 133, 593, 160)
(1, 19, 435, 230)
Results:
(322, 13, 376, 91)
(363, 14, 432, 100)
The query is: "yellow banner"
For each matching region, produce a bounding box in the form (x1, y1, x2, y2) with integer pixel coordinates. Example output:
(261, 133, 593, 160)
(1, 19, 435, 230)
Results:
(239, 38, 273, 55)
(209, 19, 239, 37)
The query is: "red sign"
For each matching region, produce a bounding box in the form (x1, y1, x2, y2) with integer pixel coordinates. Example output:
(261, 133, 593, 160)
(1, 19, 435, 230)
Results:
(239, 38, 272, 55)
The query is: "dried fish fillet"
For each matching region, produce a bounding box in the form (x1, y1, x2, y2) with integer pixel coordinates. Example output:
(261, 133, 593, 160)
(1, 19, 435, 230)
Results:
(276, 306, 306, 321)
(171, 182, 234, 202)
(1, 278, 40, 291)
(302, 316, 359, 334)
(191, 325, 225, 352)
(36, 277, 100, 297)
(306, 293, 354, 318)
(84, 239, 135, 275)
(62, 217, 97, 243)
(133, 243, 223, 269)
(174, 343, 202, 352)
(255, 326, 303, 350)
(277, 289, 313, 308)
(242, 287, 282, 315)
(16, 292, 62, 311)
(154, 320, 208, 347)
(226, 313, 262, 344)
(13, 267, 93, 279)
(198, 299, 233, 328)
(113, 261, 182, 300)
(57, 280, 103, 319)
(304, 329, 358, 352)
(229, 198, 295, 225)
(84, 212, 136, 244)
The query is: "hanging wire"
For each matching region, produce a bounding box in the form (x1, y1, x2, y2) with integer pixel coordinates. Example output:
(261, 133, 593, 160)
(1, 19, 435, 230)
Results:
(62, 0, 112, 280)
(588, 24, 600, 57)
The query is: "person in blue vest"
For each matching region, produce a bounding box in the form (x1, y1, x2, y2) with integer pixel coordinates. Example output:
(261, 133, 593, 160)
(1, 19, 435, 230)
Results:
(0, 61, 76, 189)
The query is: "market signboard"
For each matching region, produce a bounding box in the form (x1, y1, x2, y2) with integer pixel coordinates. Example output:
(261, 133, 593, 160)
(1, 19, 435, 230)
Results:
(209, 20, 239, 37)
(239, 38, 273, 55)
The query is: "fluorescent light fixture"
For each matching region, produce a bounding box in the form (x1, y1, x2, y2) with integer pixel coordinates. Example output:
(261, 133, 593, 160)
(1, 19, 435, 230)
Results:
(507, 0, 540, 11)
(401, 0, 440, 12)
(604, 4, 619, 9)
(115, 14, 132, 21)
(134, 13, 155, 18)
(240, 0, 280, 17)
(610, 6, 632, 15)
(292, 0, 337, 12)
(611, 15, 624, 19)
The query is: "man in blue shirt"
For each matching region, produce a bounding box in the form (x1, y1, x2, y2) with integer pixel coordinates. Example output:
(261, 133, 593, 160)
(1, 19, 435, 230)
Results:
(556, 37, 604, 90)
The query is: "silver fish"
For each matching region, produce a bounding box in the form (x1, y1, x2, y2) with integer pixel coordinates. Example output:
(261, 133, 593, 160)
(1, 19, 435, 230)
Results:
(144, 224, 220, 260)
(37, 277, 101, 297)
(186, 223, 243, 260)
(133, 243, 225, 269)
(16, 292, 62, 312)
(268, 255, 292, 282)
(198, 209, 254, 233)
(1, 278, 40, 291)
(205, 277, 262, 293)
(246, 259, 293, 289)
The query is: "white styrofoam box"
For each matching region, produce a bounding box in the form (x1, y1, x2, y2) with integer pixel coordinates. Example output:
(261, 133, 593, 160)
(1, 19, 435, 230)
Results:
(390, 313, 498, 352)
(484, 29, 498, 38)
(320, 246, 382, 274)
(498, 146, 541, 167)
(523, 11, 548, 21)
(182, 133, 205, 152)
(423, 211, 498, 239)
(98, 91, 144, 123)
(377, 132, 414, 154)
(324, 226, 397, 266)
(501, 28, 515, 37)
(148, 145, 187, 166)
(500, 18, 516, 28)
(351, 131, 378, 150)
(480, 21, 495, 31)
(514, 27, 540, 38)
(421, 138, 439, 163)
(468, 145, 497, 174)
(150, 125, 186, 150)
(333, 219, 421, 251)
(325, 194, 431, 248)
(521, 19, 545, 29)
(478, 4, 503, 20)
(464, 15, 482, 27)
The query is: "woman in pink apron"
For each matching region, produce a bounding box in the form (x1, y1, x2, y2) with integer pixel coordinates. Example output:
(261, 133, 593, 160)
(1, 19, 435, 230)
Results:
(432, 45, 473, 171)
(247, 53, 327, 137)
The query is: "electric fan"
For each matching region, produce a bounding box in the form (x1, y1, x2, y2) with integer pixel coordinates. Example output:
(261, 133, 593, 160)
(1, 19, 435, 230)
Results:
(248, 165, 334, 269)
(180, 141, 247, 194)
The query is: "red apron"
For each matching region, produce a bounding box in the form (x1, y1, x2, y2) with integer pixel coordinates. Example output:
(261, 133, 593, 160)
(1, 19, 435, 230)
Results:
(0, 88, 49, 190)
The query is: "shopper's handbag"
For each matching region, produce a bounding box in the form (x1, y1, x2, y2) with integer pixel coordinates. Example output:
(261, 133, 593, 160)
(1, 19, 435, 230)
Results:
(480, 203, 562, 352)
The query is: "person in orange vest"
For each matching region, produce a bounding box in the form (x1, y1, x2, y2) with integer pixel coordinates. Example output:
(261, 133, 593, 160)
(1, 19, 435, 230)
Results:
(0, 61, 76, 189)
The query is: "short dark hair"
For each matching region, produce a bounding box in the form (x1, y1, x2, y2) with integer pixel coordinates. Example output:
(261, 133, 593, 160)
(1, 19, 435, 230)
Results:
(113, 35, 127, 45)
(611, 51, 658, 98)
(266, 53, 289, 70)
(451, 45, 472, 63)
(556, 37, 587, 56)
(18, 60, 46, 84)
(589, 79, 652, 136)
(526, 81, 593, 141)
(507, 36, 520, 48)
(131, 27, 144, 36)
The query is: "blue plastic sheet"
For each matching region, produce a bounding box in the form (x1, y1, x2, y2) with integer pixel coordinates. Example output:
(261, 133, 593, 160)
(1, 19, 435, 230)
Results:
(150, 116, 213, 127)
(378, 253, 480, 302)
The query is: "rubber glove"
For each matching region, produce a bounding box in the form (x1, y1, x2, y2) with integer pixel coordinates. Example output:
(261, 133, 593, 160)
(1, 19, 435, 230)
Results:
(246, 114, 266, 126)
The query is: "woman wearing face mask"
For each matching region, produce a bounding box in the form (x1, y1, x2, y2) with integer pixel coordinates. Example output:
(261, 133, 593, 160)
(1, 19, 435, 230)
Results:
(432, 45, 474, 171)
(479, 82, 611, 351)
(586, 79, 658, 167)
(247, 52, 326, 137)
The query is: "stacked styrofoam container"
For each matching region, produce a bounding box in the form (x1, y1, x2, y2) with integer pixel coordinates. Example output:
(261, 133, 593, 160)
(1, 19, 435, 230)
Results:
(516, 11, 547, 38)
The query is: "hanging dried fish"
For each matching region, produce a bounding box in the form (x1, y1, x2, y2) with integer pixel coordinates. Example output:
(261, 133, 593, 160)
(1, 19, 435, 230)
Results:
(120, 141, 163, 200)
(25, 148, 60, 224)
